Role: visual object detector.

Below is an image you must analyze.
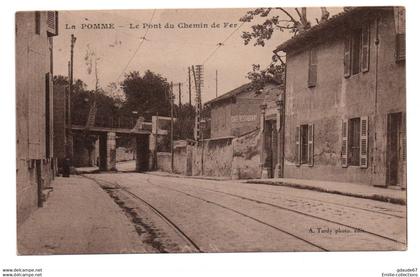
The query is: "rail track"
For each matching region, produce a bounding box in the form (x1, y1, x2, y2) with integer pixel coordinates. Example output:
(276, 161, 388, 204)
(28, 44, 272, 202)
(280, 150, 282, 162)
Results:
(144, 176, 406, 246)
(83, 175, 202, 253)
(83, 174, 406, 252)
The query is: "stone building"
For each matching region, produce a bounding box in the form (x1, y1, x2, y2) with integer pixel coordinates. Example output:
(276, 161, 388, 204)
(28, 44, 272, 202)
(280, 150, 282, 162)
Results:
(274, 7, 406, 187)
(16, 11, 59, 224)
(206, 82, 281, 138)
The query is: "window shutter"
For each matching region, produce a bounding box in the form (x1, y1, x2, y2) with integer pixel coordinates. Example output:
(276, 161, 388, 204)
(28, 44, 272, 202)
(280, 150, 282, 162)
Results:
(295, 125, 301, 166)
(360, 116, 369, 168)
(361, 24, 370, 72)
(344, 35, 351, 78)
(341, 120, 348, 167)
(46, 11, 58, 37)
(308, 49, 317, 87)
(401, 112, 406, 162)
(308, 124, 314, 167)
(396, 33, 406, 62)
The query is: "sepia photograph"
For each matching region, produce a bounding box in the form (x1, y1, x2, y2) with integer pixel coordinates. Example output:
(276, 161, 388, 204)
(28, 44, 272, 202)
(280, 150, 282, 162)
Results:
(15, 6, 407, 255)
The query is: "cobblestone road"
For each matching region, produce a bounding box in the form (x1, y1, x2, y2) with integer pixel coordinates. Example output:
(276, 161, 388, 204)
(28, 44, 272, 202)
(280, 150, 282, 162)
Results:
(86, 172, 407, 253)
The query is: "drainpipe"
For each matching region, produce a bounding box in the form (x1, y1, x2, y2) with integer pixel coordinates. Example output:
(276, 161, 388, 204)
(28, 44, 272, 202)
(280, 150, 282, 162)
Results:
(260, 104, 268, 178)
(371, 14, 380, 185)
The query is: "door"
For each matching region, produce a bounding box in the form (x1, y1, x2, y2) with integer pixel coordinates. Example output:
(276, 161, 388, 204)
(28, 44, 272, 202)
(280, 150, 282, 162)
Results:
(264, 120, 278, 178)
(386, 112, 404, 186)
(99, 133, 107, 171)
(136, 134, 150, 172)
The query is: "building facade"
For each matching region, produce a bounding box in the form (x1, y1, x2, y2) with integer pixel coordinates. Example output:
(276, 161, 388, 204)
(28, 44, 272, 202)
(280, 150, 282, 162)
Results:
(206, 82, 281, 138)
(276, 7, 405, 187)
(16, 11, 59, 224)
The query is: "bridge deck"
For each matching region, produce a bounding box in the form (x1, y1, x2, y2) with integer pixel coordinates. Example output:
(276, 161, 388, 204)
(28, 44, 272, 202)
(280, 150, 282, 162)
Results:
(71, 125, 151, 135)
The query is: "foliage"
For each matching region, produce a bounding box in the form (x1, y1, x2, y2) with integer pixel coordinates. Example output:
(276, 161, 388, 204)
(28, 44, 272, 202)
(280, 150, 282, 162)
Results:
(240, 7, 330, 86)
(120, 70, 171, 120)
(173, 104, 196, 140)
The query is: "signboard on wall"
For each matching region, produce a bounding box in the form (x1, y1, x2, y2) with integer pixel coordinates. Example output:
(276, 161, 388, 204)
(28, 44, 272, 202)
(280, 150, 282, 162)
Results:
(231, 114, 257, 123)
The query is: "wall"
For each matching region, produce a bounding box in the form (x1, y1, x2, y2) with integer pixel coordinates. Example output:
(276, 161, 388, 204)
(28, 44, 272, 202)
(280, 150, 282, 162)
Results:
(210, 101, 232, 138)
(116, 147, 135, 162)
(283, 9, 405, 186)
(16, 12, 56, 225)
(53, 85, 67, 166)
(232, 129, 261, 179)
(156, 152, 172, 173)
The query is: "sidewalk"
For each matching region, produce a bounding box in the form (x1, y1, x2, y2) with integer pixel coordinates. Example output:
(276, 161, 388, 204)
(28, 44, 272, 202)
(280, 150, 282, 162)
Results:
(245, 178, 406, 205)
(147, 171, 406, 205)
(17, 176, 147, 255)
(147, 170, 231, 181)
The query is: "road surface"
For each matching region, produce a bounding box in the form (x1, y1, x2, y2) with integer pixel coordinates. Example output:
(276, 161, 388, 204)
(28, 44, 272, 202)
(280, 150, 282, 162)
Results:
(85, 172, 406, 253)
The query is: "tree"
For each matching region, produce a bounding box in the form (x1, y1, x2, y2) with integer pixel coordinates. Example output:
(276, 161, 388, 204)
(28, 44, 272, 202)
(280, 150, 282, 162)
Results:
(240, 7, 331, 84)
(120, 70, 171, 120)
(173, 104, 196, 140)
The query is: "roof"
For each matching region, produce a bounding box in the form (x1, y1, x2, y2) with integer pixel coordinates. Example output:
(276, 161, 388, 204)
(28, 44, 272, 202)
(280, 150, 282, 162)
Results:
(204, 83, 253, 106)
(275, 7, 391, 53)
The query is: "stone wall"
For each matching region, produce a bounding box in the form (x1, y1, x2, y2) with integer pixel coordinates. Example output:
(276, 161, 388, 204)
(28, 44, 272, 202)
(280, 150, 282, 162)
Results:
(156, 152, 172, 173)
(232, 129, 261, 179)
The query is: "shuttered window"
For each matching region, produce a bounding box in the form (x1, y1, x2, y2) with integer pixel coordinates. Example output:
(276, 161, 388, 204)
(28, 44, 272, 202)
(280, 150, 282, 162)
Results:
(360, 116, 369, 168)
(46, 11, 58, 37)
(295, 126, 301, 166)
(361, 24, 370, 72)
(401, 112, 406, 162)
(35, 11, 41, 35)
(341, 117, 369, 168)
(341, 120, 348, 167)
(308, 124, 314, 167)
(344, 23, 370, 77)
(344, 35, 351, 78)
(308, 48, 317, 87)
(296, 124, 314, 166)
(396, 33, 406, 62)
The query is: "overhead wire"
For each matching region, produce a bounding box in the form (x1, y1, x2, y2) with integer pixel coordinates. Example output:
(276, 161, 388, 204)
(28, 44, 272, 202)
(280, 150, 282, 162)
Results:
(201, 21, 246, 65)
(115, 9, 157, 82)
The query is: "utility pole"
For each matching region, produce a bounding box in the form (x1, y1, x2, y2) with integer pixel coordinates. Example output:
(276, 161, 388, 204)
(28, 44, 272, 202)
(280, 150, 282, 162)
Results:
(63, 34, 76, 177)
(178, 82, 182, 107)
(215, 70, 218, 97)
(170, 82, 174, 173)
(188, 67, 192, 106)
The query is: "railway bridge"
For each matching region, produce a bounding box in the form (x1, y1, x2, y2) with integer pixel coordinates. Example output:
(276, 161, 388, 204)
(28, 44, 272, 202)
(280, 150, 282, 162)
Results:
(70, 117, 152, 172)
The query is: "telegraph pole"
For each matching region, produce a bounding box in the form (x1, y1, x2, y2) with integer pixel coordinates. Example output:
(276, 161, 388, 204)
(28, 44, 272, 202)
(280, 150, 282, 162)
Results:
(64, 34, 76, 176)
(178, 82, 182, 107)
(188, 67, 192, 106)
(215, 70, 218, 97)
(170, 82, 174, 173)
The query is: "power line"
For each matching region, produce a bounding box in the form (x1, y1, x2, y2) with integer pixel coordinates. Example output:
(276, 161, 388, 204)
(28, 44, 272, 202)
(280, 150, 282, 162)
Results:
(115, 9, 157, 82)
(201, 21, 245, 65)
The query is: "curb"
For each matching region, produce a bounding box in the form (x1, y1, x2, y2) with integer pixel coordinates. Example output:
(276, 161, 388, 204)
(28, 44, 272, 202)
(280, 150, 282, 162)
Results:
(245, 180, 406, 205)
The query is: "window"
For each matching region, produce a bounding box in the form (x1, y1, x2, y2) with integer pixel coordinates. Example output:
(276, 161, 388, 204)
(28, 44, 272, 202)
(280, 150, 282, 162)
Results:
(341, 117, 368, 168)
(348, 118, 360, 166)
(35, 11, 40, 34)
(295, 124, 314, 166)
(308, 48, 317, 87)
(396, 33, 405, 62)
(344, 23, 370, 77)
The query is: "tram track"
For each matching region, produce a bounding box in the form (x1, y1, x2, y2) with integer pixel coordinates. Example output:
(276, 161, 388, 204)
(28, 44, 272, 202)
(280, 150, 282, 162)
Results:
(144, 176, 406, 246)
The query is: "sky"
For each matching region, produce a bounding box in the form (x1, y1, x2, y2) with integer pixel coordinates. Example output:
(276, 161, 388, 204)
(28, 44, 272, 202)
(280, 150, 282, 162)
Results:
(54, 7, 343, 104)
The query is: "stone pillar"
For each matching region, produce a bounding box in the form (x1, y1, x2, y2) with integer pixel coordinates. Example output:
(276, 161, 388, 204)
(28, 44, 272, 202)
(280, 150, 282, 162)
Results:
(107, 132, 116, 171)
(274, 94, 285, 178)
(260, 104, 269, 179)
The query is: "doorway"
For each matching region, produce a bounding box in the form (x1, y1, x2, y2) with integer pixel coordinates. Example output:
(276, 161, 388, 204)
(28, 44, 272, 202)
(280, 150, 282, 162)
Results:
(99, 133, 107, 171)
(264, 120, 278, 178)
(386, 112, 406, 187)
(136, 134, 150, 172)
